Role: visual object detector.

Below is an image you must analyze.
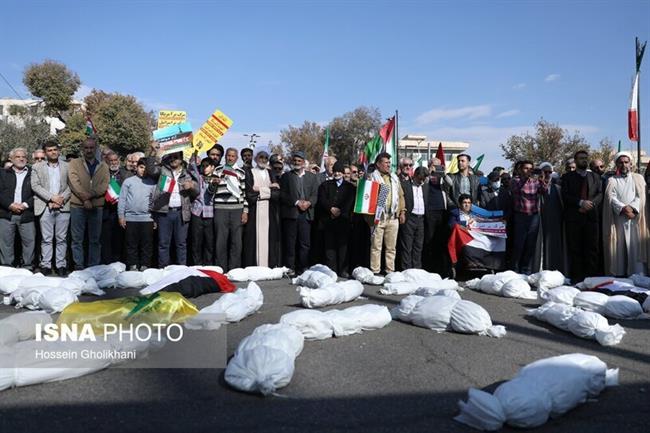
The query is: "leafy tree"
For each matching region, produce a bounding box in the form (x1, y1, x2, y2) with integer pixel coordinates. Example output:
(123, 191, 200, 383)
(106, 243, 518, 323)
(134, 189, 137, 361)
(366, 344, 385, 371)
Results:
(57, 112, 88, 157)
(500, 119, 590, 171)
(23, 60, 80, 116)
(268, 140, 286, 158)
(280, 121, 325, 163)
(0, 117, 52, 161)
(84, 90, 151, 156)
(328, 106, 381, 164)
(590, 137, 615, 171)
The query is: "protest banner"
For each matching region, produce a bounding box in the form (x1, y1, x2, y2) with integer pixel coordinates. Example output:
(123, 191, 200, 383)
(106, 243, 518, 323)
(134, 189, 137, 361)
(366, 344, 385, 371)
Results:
(157, 110, 187, 129)
(193, 109, 233, 153)
(153, 122, 193, 156)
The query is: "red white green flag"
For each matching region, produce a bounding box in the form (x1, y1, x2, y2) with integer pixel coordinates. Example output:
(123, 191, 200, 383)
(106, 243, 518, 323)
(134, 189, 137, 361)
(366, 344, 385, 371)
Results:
(354, 178, 381, 214)
(105, 179, 121, 204)
(158, 174, 176, 193)
(380, 116, 396, 171)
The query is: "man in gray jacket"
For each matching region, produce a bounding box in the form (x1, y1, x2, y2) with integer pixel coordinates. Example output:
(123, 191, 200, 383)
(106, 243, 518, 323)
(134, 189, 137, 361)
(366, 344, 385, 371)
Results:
(146, 150, 198, 267)
(30, 141, 70, 275)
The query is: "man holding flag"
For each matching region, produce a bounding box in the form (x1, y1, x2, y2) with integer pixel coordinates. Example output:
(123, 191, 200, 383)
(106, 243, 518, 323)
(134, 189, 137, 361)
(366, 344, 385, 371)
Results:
(368, 152, 405, 275)
(101, 151, 132, 264)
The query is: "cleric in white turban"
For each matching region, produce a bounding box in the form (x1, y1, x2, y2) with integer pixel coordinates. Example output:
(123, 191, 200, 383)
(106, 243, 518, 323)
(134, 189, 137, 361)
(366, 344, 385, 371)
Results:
(602, 151, 650, 276)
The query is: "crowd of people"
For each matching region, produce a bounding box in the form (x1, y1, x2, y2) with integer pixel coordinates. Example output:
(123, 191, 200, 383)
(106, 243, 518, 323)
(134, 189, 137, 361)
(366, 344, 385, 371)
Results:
(1, 137, 649, 283)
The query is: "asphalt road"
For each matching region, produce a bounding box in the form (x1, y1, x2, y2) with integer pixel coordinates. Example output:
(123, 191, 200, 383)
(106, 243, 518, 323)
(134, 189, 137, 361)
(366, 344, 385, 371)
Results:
(1, 278, 649, 433)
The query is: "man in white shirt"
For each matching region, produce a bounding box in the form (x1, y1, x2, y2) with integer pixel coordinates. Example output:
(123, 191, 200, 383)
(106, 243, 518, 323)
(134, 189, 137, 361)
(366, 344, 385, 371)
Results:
(398, 166, 429, 269)
(0, 147, 36, 269)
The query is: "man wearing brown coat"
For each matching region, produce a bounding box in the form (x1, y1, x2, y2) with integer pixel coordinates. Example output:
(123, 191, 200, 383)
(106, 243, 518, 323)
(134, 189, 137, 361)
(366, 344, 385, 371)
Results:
(67, 138, 109, 269)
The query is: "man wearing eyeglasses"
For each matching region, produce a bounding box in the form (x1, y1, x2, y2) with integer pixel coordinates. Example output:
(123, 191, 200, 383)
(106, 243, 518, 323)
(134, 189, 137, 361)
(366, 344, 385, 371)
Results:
(32, 149, 45, 165)
(398, 157, 413, 182)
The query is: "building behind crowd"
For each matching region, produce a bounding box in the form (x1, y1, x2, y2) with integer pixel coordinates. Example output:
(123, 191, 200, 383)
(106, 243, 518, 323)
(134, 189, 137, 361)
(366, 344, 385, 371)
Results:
(0, 97, 84, 135)
(398, 134, 470, 167)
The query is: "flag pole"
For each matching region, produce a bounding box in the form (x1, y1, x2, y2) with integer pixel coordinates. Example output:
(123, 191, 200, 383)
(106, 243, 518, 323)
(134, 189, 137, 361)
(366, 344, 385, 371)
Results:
(635, 37, 647, 170)
(394, 109, 399, 173)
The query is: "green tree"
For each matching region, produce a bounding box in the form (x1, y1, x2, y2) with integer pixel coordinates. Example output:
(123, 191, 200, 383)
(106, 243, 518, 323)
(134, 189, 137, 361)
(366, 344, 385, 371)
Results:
(23, 60, 80, 116)
(84, 90, 151, 156)
(0, 118, 52, 161)
(57, 112, 88, 157)
(280, 121, 325, 163)
(328, 106, 382, 164)
(500, 119, 590, 171)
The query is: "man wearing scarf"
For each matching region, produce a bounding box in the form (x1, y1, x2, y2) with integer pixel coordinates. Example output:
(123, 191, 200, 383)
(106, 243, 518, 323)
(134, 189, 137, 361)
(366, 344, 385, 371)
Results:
(603, 152, 650, 276)
(213, 147, 248, 272)
(369, 152, 405, 275)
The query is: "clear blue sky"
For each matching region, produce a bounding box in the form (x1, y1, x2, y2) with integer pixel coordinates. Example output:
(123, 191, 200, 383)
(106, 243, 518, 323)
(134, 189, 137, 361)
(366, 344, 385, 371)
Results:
(3, 0, 650, 169)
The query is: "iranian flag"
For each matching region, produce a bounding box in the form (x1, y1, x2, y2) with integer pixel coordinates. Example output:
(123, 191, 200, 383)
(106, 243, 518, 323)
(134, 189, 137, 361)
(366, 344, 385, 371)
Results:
(85, 116, 97, 136)
(320, 127, 330, 171)
(380, 116, 396, 170)
(105, 179, 121, 204)
(629, 72, 640, 142)
(158, 174, 176, 193)
(354, 178, 381, 214)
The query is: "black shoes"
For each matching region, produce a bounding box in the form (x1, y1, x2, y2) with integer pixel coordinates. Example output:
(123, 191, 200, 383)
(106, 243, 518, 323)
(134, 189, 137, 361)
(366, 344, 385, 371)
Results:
(41, 268, 52, 276)
(56, 268, 68, 277)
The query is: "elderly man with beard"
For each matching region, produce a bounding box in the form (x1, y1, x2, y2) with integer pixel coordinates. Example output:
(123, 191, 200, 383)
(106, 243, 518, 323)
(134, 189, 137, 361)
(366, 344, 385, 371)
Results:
(603, 152, 650, 276)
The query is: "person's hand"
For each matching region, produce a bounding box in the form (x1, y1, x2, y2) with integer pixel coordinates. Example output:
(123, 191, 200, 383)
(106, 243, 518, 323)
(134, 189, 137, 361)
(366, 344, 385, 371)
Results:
(83, 199, 93, 210)
(399, 212, 406, 224)
(51, 195, 64, 206)
(119, 218, 127, 229)
(182, 180, 193, 190)
(330, 207, 341, 218)
(241, 212, 248, 225)
(153, 221, 157, 230)
(270, 183, 280, 189)
(580, 200, 594, 211)
(253, 185, 260, 192)
(8, 203, 22, 214)
(467, 217, 476, 226)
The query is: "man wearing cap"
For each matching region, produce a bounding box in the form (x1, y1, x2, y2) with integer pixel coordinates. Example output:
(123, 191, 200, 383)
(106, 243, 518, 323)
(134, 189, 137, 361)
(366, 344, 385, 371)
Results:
(537, 162, 566, 274)
(369, 152, 406, 275)
(446, 153, 480, 209)
(146, 149, 198, 267)
(316, 160, 355, 276)
(244, 150, 281, 267)
(280, 150, 319, 275)
(603, 152, 650, 276)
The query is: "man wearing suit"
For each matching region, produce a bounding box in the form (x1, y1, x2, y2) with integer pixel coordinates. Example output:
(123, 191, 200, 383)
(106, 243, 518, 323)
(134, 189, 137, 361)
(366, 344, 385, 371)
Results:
(399, 166, 429, 270)
(280, 151, 319, 276)
(317, 161, 355, 277)
(0, 147, 35, 269)
(445, 153, 481, 209)
(561, 150, 603, 283)
(30, 141, 71, 275)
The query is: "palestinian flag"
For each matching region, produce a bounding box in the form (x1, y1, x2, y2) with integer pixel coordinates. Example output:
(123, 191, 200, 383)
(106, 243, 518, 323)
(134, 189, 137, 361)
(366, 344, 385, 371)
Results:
(105, 179, 121, 204)
(140, 267, 236, 298)
(629, 72, 640, 142)
(360, 135, 382, 165)
(354, 178, 382, 214)
(448, 205, 506, 270)
(380, 116, 396, 171)
(472, 154, 485, 172)
(158, 174, 176, 193)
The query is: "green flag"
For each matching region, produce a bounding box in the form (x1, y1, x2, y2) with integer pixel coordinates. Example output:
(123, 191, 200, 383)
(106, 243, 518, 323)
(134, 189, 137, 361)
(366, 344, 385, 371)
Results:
(320, 127, 330, 170)
(472, 154, 485, 172)
(363, 135, 382, 165)
(618, 140, 621, 152)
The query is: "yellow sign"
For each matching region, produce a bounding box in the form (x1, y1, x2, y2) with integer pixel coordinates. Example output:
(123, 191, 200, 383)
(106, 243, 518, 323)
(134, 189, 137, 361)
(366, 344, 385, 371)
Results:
(157, 110, 187, 129)
(193, 109, 233, 154)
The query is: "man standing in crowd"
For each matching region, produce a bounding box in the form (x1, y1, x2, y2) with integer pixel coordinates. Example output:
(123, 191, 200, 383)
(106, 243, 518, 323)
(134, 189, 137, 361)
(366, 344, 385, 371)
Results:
(32, 149, 45, 164)
(590, 159, 606, 176)
(147, 151, 198, 267)
(446, 153, 480, 208)
(317, 161, 355, 277)
(270, 154, 284, 181)
(479, 171, 504, 211)
(0, 148, 35, 269)
(213, 147, 248, 272)
(369, 152, 405, 275)
(67, 138, 109, 269)
(31, 141, 70, 275)
(562, 150, 602, 283)
(603, 152, 649, 276)
(509, 160, 549, 274)
(118, 158, 156, 271)
(101, 151, 131, 264)
(423, 158, 449, 275)
(244, 151, 281, 268)
(536, 162, 566, 274)
(399, 166, 429, 270)
(208, 144, 224, 166)
(280, 151, 318, 276)
(398, 157, 414, 182)
(565, 158, 576, 173)
(240, 147, 253, 170)
(189, 157, 217, 265)
(319, 156, 337, 184)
